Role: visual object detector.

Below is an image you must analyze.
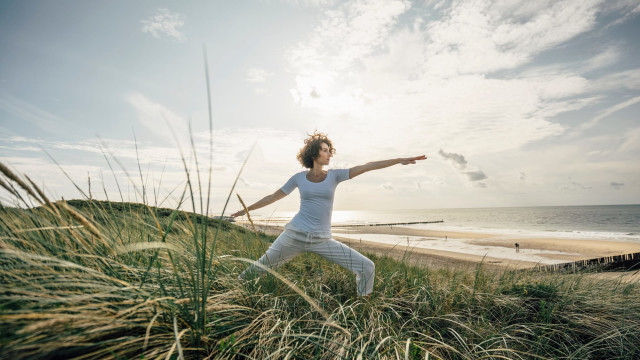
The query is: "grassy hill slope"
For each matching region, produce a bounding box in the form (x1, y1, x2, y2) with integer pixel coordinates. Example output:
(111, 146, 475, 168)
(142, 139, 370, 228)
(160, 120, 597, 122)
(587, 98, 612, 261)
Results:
(1, 195, 640, 359)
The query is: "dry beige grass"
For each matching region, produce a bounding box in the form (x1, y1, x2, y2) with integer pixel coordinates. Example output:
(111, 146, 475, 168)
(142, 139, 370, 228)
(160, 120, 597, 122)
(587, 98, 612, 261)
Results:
(2, 160, 640, 359)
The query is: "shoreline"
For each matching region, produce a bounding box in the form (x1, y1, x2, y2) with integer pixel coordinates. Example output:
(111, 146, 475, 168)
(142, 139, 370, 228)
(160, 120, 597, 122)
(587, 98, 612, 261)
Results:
(235, 222, 640, 269)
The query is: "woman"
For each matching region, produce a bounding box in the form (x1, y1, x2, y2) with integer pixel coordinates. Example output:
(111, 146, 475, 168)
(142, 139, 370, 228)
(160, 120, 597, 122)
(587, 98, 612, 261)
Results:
(231, 132, 426, 296)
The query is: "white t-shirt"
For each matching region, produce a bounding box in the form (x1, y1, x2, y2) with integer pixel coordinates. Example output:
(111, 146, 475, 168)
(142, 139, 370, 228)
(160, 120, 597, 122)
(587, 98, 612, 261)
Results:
(280, 168, 351, 236)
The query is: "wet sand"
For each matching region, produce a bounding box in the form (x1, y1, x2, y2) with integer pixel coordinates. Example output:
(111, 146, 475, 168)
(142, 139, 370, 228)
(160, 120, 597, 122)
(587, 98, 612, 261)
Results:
(236, 222, 640, 269)
(333, 225, 640, 268)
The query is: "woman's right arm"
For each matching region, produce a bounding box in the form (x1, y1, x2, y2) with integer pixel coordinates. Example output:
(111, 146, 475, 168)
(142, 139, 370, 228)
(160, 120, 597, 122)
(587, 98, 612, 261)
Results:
(230, 189, 288, 218)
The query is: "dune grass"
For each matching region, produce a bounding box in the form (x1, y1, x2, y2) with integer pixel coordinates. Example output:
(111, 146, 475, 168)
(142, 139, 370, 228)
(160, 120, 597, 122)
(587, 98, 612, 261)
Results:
(1, 165, 640, 360)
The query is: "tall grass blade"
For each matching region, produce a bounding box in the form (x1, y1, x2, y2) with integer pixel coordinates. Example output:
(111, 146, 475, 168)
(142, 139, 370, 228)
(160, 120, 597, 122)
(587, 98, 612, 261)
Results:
(236, 193, 257, 234)
(40, 147, 90, 200)
(172, 315, 185, 360)
(133, 131, 147, 204)
(99, 142, 125, 202)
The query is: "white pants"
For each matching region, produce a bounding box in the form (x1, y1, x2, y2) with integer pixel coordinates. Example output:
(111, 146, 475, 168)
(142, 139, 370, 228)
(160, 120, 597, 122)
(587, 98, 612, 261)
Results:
(240, 227, 375, 296)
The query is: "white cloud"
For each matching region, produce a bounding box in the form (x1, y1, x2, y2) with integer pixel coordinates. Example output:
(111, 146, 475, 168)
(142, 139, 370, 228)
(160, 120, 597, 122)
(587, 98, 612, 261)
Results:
(246, 67, 275, 83)
(4, 0, 638, 210)
(141, 8, 187, 42)
(283, 0, 621, 160)
(275, 0, 338, 7)
(1, 127, 303, 177)
(591, 68, 640, 91)
(0, 155, 105, 200)
(582, 46, 621, 72)
(287, 0, 410, 70)
(561, 180, 593, 191)
(601, 0, 640, 28)
(125, 92, 190, 147)
(576, 96, 640, 133)
(0, 92, 68, 135)
(381, 182, 394, 191)
(0, 127, 307, 210)
(286, 0, 410, 107)
(420, 0, 602, 77)
(616, 127, 640, 154)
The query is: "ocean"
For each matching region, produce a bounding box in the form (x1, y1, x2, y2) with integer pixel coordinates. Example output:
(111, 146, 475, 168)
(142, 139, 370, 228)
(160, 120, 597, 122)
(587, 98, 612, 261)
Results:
(253, 204, 640, 243)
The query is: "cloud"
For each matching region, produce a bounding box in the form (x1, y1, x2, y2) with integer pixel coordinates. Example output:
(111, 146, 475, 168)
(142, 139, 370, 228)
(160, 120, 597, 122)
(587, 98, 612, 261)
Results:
(141, 8, 187, 41)
(287, 0, 409, 72)
(0, 155, 106, 200)
(415, 176, 446, 188)
(601, 0, 640, 28)
(438, 149, 467, 170)
(125, 92, 189, 146)
(616, 127, 640, 154)
(0, 92, 69, 135)
(286, 0, 410, 107)
(465, 171, 488, 182)
(582, 46, 621, 72)
(381, 182, 394, 191)
(276, 0, 338, 7)
(591, 68, 640, 91)
(610, 182, 624, 189)
(0, 128, 305, 208)
(576, 96, 640, 133)
(561, 181, 593, 191)
(420, 0, 602, 76)
(283, 0, 624, 158)
(0, 136, 186, 174)
(246, 67, 274, 83)
(238, 177, 268, 189)
(439, 149, 488, 183)
(1, 127, 301, 172)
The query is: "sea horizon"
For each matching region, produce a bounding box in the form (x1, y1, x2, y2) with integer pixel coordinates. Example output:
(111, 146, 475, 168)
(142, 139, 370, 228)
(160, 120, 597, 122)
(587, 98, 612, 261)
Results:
(247, 204, 640, 243)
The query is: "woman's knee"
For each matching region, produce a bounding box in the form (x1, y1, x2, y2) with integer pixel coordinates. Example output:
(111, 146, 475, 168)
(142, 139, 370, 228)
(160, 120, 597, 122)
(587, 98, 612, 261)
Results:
(363, 257, 375, 275)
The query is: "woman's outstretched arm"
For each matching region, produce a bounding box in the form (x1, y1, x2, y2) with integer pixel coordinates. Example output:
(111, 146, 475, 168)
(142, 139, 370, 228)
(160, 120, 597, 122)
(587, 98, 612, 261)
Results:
(349, 155, 426, 179)
(231, 189, 288, 218)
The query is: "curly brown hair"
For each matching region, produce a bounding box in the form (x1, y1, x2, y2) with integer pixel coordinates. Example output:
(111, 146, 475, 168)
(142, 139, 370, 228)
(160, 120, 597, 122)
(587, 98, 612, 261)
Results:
(296, 131, 336, 169)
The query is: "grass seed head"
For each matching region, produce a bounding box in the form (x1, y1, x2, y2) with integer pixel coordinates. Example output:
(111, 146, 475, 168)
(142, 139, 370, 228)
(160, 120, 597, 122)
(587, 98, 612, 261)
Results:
(0, 162, 42, 204)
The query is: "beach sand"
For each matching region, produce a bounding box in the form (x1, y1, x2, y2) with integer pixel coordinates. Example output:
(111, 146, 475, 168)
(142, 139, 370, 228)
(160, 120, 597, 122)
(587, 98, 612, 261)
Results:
(237, 222, 640, 270)
(333, 225, 640, 268)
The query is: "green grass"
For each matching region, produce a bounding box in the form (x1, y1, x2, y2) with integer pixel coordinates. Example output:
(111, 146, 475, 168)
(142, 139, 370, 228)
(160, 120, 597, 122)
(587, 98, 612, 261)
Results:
(1, 176, 640, 359)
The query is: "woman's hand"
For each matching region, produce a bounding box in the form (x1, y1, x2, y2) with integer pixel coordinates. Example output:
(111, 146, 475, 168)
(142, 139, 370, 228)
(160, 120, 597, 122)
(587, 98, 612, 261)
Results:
(230, 210, 246, 218)
(349, 155, 427, 178)
(229, 189, 288, 218)
(400, 155, 427, 165)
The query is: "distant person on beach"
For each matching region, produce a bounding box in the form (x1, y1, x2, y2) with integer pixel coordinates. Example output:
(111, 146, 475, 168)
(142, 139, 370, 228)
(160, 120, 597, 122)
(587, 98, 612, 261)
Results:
(515, 243, 520, 253)
(231, 131, 426, 297)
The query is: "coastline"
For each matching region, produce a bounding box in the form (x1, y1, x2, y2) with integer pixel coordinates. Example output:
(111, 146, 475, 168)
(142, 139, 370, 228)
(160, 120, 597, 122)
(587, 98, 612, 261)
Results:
(335, 226, 640, 268)
(236, 221, 640, 269)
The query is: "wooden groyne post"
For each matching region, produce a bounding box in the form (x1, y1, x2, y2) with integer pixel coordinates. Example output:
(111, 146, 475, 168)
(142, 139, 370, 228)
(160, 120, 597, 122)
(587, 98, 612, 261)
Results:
(535, 252, 640, 272)
(332, 220, 444, 228)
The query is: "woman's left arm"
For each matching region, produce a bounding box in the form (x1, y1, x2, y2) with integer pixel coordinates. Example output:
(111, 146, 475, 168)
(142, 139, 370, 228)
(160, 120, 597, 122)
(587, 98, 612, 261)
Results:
(349, 155, 427, 179)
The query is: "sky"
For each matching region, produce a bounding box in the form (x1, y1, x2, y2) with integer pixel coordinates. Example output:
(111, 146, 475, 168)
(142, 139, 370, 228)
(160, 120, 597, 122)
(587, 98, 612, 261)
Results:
(1, 0, 639, 215)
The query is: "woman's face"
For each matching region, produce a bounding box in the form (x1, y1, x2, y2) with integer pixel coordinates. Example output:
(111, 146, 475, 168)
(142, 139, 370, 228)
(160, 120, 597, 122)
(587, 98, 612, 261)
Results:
(315, 142, 332, 166)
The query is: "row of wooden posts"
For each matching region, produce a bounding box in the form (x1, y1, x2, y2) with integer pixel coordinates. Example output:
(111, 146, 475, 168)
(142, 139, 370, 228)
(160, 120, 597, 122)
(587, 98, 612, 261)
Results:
(332, 220, 444, 228)
(535, 252, 640, 272)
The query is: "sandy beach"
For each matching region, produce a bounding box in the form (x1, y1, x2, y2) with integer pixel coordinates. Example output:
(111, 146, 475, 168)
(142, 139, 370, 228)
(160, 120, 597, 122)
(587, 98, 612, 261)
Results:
(334, 225, 640, 268)
(237, 222, 640, 269)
